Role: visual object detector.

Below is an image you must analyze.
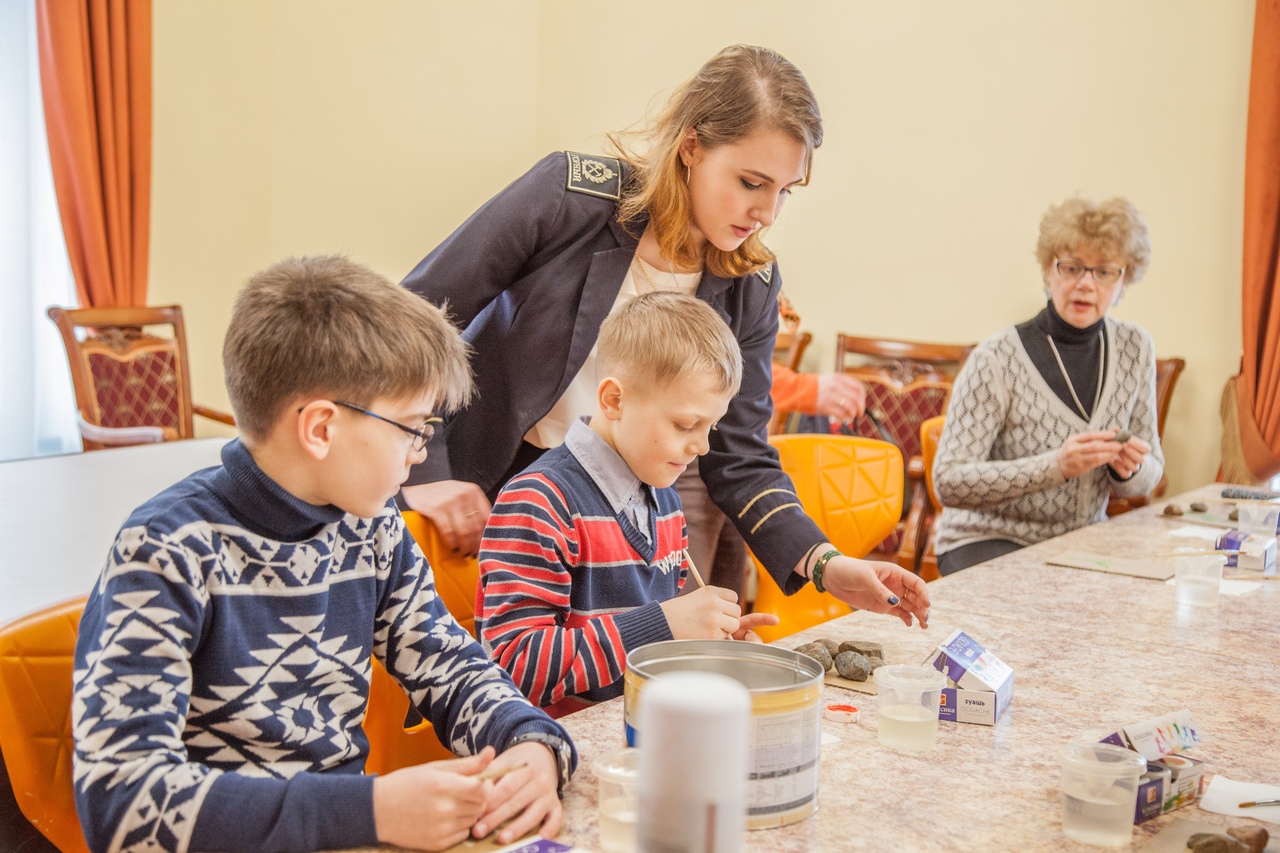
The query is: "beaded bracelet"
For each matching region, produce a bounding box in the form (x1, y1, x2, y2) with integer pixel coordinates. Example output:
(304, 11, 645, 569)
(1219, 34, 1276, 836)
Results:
(811, 549, 841, 594)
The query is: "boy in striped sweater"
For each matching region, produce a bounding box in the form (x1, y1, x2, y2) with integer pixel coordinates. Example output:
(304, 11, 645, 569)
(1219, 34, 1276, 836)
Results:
(477, 292, 779, 717)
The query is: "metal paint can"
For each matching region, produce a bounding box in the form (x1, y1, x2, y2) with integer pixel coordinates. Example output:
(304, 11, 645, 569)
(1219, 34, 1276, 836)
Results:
(623, 640, 825, 829)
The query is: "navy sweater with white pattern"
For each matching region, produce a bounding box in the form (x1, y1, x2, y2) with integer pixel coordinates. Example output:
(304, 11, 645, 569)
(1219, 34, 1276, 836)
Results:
(72, 439, 572, 853)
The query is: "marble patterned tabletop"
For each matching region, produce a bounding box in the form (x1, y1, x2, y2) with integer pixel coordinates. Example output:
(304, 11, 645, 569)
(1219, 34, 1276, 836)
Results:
(347, 485, 1280, 852)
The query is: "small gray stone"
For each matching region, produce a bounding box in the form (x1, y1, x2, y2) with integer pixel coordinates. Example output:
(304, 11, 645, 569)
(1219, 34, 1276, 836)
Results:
(838, 640, 884, 658)
(796, 643, 832, 671)
(833, 651, 872, 681)
(1229, 508, 1240, 521)
(1189, 501, 1209, 513)
(1114, 429, 1132, 443)
(1163, 503, 1184, 516)
(1227, 825, 1269, 853)
(865, 654, 885, 671)
(1188, 833, 1249, 853)
(817, 638, 841, 656)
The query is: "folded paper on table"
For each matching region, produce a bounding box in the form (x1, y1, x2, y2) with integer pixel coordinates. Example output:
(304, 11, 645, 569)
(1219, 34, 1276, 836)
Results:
(1048, 550, 1174, 580)
(1199, 776, 1280, 826)
(1167, 525, 1223, 542)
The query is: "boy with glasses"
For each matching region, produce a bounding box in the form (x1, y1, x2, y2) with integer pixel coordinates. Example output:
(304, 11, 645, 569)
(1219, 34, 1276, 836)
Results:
(72, 256, 573, 853)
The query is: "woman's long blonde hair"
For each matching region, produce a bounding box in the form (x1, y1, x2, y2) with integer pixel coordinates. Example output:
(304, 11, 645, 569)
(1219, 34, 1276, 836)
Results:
(610, 45, 823, 279)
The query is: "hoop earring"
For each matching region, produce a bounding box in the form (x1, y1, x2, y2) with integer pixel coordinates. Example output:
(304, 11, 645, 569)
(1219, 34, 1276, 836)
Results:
(1044, 287, 1051, 300)
(684, 164, 690, 185)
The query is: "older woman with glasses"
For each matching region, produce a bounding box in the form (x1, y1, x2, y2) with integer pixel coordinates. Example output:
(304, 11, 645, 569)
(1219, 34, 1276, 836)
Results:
(932, 197, 1164, 575)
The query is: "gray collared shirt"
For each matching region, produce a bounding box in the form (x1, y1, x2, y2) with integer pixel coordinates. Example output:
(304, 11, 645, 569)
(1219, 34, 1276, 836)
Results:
(563, 417, 654, 543)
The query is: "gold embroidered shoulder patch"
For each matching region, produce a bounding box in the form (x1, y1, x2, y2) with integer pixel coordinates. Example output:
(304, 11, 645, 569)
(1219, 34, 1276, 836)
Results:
(565, 151, 621, 200)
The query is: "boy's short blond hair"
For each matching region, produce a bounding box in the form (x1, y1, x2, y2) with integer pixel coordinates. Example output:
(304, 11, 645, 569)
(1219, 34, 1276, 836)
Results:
(596, 292, 742, 396)
(224, 255, 473, 439)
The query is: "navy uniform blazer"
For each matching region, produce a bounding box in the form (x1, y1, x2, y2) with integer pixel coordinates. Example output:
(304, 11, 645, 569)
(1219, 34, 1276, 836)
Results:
(401, 152, 821, 590)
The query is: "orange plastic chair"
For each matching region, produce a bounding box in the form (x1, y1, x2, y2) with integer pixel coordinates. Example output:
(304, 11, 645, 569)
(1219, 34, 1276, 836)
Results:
(749, 435, 904, 642)
(917, 416, 946, 581)
(0, 596, 91, 853)
(400, 510, 480, 639)
(362, 511, 483, 775)
(833, 334, 973, 573)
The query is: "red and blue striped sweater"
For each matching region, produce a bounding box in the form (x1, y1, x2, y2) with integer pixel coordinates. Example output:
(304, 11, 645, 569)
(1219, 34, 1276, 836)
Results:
(478, 440, 687, 717)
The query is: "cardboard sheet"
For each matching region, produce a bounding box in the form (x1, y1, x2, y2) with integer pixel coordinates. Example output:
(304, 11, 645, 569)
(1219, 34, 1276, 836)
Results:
(824, 671, 877, 694)
(1160, 500, 1243, 530)
(1047, 550, 1175, 580)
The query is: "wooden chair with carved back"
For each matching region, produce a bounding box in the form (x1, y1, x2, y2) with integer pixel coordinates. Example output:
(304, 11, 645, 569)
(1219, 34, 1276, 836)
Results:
(833, 334, 974, 575)
(768, 330, 812, 435)
(46, 305, 234, 451)
(1106, 356, 1186, 516)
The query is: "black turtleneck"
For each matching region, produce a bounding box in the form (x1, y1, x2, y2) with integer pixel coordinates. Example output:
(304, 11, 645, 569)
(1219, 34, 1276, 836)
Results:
(1015, 301, 1109, 421)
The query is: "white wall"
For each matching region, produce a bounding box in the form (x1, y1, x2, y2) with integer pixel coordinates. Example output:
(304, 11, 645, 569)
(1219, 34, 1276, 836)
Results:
(153, 1, 1255, 493)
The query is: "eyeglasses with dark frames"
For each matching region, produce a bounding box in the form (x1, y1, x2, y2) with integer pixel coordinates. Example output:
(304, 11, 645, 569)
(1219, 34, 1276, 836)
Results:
(330, 400, 440, 451)
(1054, 259, 1125, 286)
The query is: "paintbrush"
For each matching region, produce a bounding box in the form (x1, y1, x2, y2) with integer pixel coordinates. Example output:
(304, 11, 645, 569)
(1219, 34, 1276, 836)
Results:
(476, 762, 528, 782)
(1153, 549, 1242, 558)
(682, 549, 707, 588)
(1238, 797, 1280, 807)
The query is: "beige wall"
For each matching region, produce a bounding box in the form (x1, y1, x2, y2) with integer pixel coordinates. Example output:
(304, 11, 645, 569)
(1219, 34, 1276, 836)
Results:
(153, 1, 1254, 493)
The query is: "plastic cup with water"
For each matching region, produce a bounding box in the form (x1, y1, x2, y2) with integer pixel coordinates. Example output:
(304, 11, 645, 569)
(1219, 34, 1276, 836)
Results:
(1236, 502, 1280, 536)
(1058, 741, 1148, 847)
(873, 664, 945, 752)
(592, 747, 639, 853)
(1173, 550, 1225, 607)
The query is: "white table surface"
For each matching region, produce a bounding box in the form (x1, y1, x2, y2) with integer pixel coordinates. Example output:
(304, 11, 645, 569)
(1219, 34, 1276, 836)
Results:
(0, 438, 229, 625)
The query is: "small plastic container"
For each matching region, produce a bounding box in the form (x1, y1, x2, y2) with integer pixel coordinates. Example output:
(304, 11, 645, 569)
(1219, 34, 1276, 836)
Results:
(1058, 742, 1148, 847)
(592, 747, 639, 853)
(823, 703, 861, 723)
(1237, 502, 1280, 535)
(873, 664, 945, 752)
(1173, 551, 1225, 608)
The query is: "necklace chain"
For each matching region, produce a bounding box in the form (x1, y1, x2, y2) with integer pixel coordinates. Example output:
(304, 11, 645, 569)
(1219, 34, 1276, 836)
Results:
(1046, 332, 1105, 421)
(631, 255, 681, 293)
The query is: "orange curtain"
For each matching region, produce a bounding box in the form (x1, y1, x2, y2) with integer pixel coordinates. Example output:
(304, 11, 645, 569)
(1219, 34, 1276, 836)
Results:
(1223, 0, 1280, 484)
(36, 0, 151, 309)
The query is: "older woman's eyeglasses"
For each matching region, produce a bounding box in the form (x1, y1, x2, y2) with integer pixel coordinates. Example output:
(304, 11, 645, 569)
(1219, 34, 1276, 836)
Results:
(1055, 259, 1125, 286)
(333, 400, 440, 451)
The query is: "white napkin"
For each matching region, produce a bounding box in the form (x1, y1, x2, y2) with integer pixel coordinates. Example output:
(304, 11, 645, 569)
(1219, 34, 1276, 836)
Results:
(1168, 525, 1224, 542)
(1199, 775, 1280, 825)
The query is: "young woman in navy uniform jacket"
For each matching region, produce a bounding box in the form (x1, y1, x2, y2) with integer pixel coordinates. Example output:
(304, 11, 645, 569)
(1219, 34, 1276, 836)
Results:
(400, 45, 930, 629)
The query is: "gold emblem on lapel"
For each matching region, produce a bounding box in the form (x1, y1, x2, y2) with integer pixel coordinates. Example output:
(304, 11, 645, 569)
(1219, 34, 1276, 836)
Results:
(757, 262, 775, 284)
(565, 151, 621, 200)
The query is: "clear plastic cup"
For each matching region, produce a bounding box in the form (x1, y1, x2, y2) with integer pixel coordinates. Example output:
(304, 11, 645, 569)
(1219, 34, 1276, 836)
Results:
(592, 747, 639, 853)
(1174, 551, 1225, 607)
(1237, 502, 1280, 535)
(873, 664, 945, 752)
(1058, 742, 1148, 847)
